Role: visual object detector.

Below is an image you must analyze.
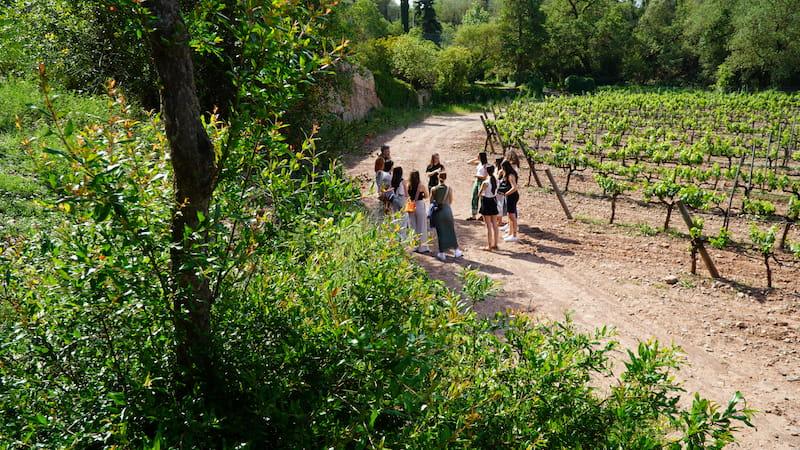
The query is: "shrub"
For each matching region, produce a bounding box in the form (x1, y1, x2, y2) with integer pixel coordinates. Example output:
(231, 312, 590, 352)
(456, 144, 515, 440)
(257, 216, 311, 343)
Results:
(337, 0, 389, 43)
(434, 45, 471, 99)
(389, 34, 439, 89)
(521, 76, 544, 98)
(565, 75, 597, 94)
(453, 22, 503, 82)
(352, 38, 394, 75)
(373, 71, 418, 108)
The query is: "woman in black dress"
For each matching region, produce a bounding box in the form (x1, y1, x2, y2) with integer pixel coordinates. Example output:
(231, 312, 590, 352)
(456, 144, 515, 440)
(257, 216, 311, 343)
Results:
(425, 153, 444, 189)
(479, 165, 500, 250)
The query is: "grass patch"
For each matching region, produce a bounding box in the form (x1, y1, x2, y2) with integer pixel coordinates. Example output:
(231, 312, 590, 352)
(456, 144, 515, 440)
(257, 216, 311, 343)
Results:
(0, 77, 110, 238)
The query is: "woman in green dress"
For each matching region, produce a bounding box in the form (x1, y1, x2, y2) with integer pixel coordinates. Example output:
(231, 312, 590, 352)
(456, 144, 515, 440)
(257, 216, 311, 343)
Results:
(430, 172, 463, 262)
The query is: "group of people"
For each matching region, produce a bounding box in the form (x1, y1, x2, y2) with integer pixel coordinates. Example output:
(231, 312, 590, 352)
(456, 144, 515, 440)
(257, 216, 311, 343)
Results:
(373, 144, 522, 261)
(468, 150, 521, 250)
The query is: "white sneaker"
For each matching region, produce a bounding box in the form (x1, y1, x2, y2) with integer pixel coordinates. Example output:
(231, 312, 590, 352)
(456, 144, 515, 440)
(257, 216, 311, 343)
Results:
(454, 249, 463, 258)
(437, 252, 447, 261)
(503, 235, 519, 242)
(500, 224, 509, 232)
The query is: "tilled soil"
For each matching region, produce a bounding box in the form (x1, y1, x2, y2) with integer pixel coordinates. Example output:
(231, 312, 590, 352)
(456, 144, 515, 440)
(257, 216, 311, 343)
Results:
(346, 112, 800, 449)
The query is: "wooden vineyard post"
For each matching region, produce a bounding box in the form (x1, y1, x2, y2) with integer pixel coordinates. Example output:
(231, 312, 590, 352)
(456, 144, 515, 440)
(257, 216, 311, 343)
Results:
(786, 117, 796, 166)
(517, 138, 543, 188)
(723, 153, 746, 231)
(676, 201, 721, 279)
(544, 168, 573, 220)
(493, 124, 508, 153)
(744, 141, 756, 203)
(480, 114, 497, 154)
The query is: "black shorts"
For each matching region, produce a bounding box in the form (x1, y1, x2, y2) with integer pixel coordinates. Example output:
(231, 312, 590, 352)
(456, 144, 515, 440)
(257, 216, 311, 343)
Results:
(479, 196, 499, 216)
(506, 192, 519, 215)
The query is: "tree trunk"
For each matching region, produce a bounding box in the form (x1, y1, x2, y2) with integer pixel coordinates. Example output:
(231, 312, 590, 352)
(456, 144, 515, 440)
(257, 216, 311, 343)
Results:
(764, 255, 772, 289)
(779, 221, 792, 249)
(401, 0, 410, 32)
(148, 0, 217, 391)
(690, 246, 697, 275)
(610, 196, 616, 224)
(664, 202, 673, 231)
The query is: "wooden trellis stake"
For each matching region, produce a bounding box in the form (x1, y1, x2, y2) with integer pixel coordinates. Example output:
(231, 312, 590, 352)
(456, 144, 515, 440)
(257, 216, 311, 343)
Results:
(480, 114, 497, 154)
(676, 201, 721, 279)
(516, 138, 543, 188)
(723, 153, 746, 231)
(544, 168, 573, 220)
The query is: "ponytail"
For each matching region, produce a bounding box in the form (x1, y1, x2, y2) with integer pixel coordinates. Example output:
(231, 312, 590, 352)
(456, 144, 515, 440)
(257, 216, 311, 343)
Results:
(487, 165, 497, 194)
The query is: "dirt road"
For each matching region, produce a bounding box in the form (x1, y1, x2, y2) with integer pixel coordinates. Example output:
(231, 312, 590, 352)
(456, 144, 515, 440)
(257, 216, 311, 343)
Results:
(346, 113, 800, 449)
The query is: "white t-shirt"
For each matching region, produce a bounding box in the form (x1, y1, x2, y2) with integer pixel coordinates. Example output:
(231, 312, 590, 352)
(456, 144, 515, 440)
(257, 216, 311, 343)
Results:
(476, 163, 487, 178)
(481, 178, 496, 198)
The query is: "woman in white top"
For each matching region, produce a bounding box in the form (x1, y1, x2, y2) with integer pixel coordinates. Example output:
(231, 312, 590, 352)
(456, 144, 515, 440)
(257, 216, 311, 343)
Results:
(467, 152, 488, 220)
(377, 160, 394, 214)
(479, 165, 500, 250)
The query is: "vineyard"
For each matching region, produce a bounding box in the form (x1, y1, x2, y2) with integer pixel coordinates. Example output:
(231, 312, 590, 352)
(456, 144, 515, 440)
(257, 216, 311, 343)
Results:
(494, 90, 800, 288)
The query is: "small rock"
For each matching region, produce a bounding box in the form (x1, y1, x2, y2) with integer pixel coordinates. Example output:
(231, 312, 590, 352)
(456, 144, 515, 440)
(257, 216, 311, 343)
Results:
(735, 322, 747, 329)
(663, 275, 680, 285)
(736, 292, 746, 299)
(776, 321, 789, 326)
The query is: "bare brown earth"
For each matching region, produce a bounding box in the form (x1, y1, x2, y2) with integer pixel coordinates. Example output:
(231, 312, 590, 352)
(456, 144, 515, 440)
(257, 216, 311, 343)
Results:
(345, 112, 800, 449)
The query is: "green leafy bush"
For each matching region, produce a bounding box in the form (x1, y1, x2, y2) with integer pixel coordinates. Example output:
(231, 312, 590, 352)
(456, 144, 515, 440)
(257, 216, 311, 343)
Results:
(457, 266, 501, 304)
(452, 22, 503, 82)
(565, 75, 597, 94)
(389, 34, 439, 89)
(435, 45, 472, 99)
(373, 71, 418, 108)
(352, 38, 394, 75)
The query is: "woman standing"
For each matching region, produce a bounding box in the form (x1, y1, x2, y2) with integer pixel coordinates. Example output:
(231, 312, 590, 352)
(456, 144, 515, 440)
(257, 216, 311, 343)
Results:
(494, 156, 507, 227)
(388, 166, 407, 213)
(467, 152, 488, 221)
(430, 173, 463, 261)
(479, 165, 500, 250)
(374, 156, 385, 193)
(406, 170, 431, 253)
(501, 160, 520, 242)
(377, 160, 394, 214)
(386, 166, 409, 238)
(426, 153, 444, 189)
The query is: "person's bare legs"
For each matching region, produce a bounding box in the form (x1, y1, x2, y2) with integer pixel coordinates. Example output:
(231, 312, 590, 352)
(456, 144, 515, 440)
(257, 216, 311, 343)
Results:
(491, 215, 500, 249)
(509, 212, 518, 238)
(484, 215, 494, 250)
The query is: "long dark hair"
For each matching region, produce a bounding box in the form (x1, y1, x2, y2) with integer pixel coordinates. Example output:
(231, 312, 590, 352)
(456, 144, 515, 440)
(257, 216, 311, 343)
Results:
(383, 160, 394, 172)
(479, 152, 488, 166)
(486, 165, 497, 193)
(391, 167, 403, 191)
(501, 160, 517, 180)
(409, 170, 421, 197)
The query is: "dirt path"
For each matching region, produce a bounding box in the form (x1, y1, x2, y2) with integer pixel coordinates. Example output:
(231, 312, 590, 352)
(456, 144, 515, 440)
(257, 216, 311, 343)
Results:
(346, 113, 800, 449)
